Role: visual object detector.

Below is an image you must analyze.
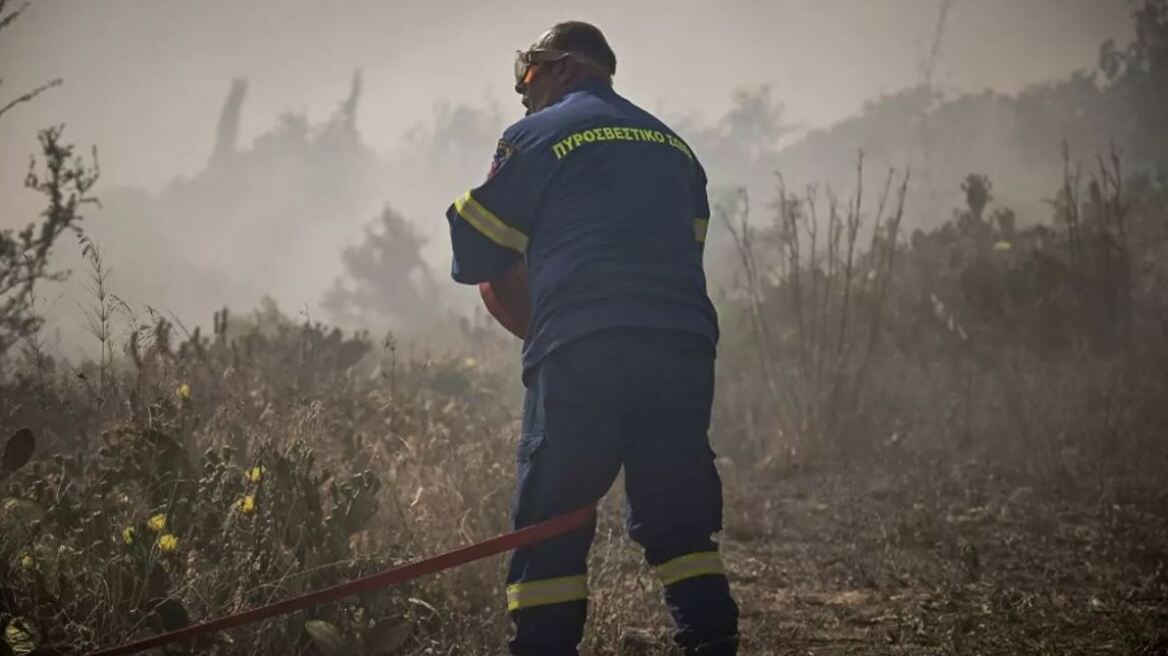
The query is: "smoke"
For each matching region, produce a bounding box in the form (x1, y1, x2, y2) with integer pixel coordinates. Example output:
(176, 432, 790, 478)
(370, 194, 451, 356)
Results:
(0, 0, 1135, 355)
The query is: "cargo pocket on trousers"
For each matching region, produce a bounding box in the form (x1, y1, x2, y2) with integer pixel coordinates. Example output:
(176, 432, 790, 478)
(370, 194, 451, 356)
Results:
(517, 431, 546, 463)
(512, 431, 548, 528)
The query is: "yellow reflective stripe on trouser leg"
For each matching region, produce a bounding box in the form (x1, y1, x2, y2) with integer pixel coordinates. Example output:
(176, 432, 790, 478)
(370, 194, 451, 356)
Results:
(694, 217, 709, 243)
(506, 575, 589, 611)
(454, 191, 529, 253)
(653, 551, 725, 586)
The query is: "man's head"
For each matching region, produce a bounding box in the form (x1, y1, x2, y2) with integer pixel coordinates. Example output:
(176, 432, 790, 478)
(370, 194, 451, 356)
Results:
(514, 21, 616, 115)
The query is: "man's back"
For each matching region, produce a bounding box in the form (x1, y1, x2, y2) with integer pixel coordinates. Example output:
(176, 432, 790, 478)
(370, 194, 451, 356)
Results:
(450, 80, 718, 369)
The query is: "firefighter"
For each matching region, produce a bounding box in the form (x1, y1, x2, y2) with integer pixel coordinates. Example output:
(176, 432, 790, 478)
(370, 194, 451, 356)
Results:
(444, 21, 739, 656)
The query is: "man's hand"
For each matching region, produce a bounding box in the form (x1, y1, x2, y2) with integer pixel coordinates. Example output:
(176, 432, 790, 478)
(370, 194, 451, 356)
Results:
(479, 259, 531, 339)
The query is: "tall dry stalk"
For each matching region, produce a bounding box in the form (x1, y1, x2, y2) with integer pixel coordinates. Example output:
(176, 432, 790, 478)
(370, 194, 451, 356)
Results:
(79, 235, 117, 406)
(723, 152, 910, 451)
(719, 187, 786, 438)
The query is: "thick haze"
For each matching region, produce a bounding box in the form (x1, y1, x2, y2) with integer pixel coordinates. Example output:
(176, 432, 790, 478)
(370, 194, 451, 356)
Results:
(0, 0, 1135, 350)
(2, 1, 1131, 200)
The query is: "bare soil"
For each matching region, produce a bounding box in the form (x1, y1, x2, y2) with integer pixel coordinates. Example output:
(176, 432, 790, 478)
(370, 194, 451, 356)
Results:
(576, 455, 1168, 655)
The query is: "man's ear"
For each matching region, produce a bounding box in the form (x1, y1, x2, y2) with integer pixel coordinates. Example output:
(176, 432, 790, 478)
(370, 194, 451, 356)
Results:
(555, 58, 576, 85)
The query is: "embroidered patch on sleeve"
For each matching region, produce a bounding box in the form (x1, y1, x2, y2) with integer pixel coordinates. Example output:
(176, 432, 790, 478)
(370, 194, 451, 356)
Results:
(487, 139, 515, 180)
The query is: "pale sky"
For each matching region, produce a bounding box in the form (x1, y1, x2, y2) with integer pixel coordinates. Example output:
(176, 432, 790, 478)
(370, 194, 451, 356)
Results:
(0, 0, 1133, 207)
(0, 0, 1138, 353)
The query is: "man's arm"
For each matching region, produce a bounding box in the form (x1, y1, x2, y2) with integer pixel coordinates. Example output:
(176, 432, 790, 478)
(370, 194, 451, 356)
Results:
(445, 127, 547, 337)
(445, 128, 546, 282)
(446, 192, 525, 284)
(478, 260, 530, 338)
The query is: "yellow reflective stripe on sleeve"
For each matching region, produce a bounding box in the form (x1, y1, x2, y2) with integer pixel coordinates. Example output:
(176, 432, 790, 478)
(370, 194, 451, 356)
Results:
(454, 191, 529, 253)
(506, 575, 588, 611)
(654, 551, 725, 586)
(694, 218, 709, 243)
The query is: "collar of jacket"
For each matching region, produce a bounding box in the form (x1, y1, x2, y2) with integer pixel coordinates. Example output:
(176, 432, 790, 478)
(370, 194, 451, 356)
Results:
(560, 78, 615, 101)
(569, 77, 613, 92)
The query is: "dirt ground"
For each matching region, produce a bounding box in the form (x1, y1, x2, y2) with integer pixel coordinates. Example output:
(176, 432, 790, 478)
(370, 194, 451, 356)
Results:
(575, 455, 1168, 655)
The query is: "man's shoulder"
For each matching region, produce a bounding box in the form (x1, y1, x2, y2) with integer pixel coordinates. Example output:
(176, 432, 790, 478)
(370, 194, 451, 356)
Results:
(496, 112, 562, 160)
(623, 104, 704, 170)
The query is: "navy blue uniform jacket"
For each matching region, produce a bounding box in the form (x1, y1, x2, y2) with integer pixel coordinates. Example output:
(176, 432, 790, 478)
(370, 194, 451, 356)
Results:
(445, 79, 718, 370)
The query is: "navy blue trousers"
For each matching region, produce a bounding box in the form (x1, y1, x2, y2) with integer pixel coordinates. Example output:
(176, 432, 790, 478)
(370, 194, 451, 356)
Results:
(506, 328, 739, 655)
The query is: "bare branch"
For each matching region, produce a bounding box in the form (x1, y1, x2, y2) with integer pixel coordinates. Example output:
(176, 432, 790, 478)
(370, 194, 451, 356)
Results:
(0, 77, 62, 120)
(0, 1, 29, 34)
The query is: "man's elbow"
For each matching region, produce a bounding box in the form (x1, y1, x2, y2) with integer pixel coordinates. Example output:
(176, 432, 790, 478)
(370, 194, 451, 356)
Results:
(450, 247, 520, 285)
(451, 262, 491, 286)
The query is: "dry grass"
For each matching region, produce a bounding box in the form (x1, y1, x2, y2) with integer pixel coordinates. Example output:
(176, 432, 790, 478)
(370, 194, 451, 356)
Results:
(1, 155, 1167, 654)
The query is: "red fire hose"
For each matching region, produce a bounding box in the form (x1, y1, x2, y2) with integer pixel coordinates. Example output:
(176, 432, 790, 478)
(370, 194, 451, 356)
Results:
(86, 506, 595, 656)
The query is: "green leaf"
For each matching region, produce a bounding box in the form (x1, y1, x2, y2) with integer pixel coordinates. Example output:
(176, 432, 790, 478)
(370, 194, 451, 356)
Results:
(3, 619, 38, 656)
(0, 498, 43, 519)
(143, 429, 190, 481)
(366, 620, 412, 654)
(304, 619, 351, 656)
(144, 429, 183, 454)
(1, 429, 35, 476)
(152, 598, 190, 631)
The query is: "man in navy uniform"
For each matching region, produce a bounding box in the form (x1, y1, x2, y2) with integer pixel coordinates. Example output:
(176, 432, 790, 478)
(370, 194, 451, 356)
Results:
(444, 21, 739, 656)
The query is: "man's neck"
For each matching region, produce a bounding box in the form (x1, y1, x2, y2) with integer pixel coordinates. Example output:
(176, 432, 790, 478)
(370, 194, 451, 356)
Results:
(564, 77, 612, 95)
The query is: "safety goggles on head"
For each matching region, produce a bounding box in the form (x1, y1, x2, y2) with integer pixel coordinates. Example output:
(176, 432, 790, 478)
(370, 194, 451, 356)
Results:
(513, 48, 571, 93)
(513, 47, 609, 94)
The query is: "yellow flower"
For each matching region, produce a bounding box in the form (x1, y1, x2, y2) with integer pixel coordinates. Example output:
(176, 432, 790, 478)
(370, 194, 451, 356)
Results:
(462, 357, 477, 368)
(176, 383, 192, 400)
(122, 526, 136, 545)
(993, 240, 1012, 252)
(157, 534, 179, 553)
(247, 466, 263, 483)
(19, 554, 34, 569)
(238, 495, 256, 514)
(148, 513, 167, 533)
